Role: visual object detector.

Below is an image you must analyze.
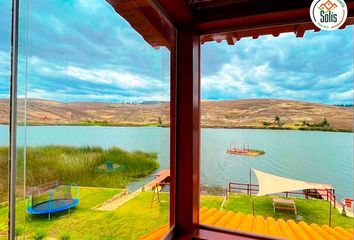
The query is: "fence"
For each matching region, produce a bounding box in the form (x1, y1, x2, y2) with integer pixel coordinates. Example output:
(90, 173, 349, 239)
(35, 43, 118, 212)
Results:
(228, 182, 337, 206)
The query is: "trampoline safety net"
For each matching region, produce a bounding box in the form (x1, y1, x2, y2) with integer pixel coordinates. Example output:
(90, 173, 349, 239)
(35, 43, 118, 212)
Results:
(31, 185, 74, 208)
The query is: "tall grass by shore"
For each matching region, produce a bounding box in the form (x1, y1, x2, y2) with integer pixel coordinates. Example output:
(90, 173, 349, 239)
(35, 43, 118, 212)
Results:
(0, 146, 159, 202)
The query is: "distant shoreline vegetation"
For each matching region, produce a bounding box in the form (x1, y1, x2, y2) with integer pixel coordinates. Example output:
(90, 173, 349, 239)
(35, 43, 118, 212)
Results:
(0, 122, 352, 132)
(0, 98, 352, 132)
(0, 146, 159, 202)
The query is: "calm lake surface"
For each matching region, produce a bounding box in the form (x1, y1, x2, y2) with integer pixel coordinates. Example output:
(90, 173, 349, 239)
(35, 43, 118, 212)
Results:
(0, 125, 353, 199)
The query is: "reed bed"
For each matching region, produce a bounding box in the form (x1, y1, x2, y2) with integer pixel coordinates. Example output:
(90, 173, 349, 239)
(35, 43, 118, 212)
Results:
(0, 145, 159, 202)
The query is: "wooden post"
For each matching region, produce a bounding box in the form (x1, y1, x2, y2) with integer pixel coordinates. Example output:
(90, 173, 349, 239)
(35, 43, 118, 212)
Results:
(175, 27, 200, 236)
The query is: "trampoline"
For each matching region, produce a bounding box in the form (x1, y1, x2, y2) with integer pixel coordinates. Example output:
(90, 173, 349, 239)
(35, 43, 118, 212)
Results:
(27, 183, 79, 218)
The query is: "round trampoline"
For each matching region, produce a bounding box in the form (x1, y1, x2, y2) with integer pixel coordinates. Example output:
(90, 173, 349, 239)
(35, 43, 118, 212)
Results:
(27, 183, 79, 218)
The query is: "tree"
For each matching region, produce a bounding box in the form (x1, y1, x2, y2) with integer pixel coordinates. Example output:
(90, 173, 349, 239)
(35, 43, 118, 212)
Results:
(275, 116, 280, 123)
(322, 118, 329, 127)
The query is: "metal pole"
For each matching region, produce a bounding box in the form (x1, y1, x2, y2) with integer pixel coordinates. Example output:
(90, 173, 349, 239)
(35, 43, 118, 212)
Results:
(249, 168, 252, 195)
(9, 0, 19, 239)
(23, 0, 30, 210)
(329, 196, 332, 227)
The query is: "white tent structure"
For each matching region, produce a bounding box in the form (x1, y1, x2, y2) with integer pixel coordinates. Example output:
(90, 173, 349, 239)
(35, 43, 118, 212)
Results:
(252, 168, 332, 197)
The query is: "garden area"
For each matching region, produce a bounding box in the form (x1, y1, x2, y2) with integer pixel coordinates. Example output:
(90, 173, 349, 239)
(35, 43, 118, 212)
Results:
(0, 189, 352, 239)
(0, 146, 352, 239)
(0, 188, 169, 240)
(222, 194, 353, 229)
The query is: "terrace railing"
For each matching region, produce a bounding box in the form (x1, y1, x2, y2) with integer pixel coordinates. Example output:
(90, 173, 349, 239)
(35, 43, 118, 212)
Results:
(228, 182, 337, 206)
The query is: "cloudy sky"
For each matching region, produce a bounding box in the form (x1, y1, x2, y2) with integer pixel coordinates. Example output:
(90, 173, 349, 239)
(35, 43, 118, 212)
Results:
(0, 0, 353, 104)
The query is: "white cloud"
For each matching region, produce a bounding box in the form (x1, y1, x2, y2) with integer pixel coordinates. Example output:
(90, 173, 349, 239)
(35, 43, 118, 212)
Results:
(26, 88, 169, 103)
(28, 56, 168, 91)
(201, 28, 353, 104)
(329, 89, 354, 102)
(202, 56, 273, 98)
(23, 55, 170, 102)
(0, 51, 10, 78)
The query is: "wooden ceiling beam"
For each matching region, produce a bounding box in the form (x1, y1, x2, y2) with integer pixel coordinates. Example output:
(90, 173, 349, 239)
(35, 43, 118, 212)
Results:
(195, 1, 354, 35)
(192, 0, 313, 23)
(154, 0, 193, 25)
(295, 25, 306, 38)
(107, 0, 354, 47)
(200, 18, 354, 45)
(106, 0, 176, 49)
(196, 8, 316, 35)
(226, 35, 235, 45)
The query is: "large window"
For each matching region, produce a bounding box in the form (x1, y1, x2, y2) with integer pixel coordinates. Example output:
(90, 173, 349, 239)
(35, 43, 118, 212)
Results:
(2, 0, 173, 239)
(0, 0, 11, 238)
(200, 27, 353, 238)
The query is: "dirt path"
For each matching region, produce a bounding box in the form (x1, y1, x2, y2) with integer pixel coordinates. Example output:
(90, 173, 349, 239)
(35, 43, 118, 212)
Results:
(93, 188, 142, 211)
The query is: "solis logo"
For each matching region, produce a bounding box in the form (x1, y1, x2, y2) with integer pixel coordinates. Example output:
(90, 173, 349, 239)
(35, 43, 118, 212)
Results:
(310, 0, 348, 30)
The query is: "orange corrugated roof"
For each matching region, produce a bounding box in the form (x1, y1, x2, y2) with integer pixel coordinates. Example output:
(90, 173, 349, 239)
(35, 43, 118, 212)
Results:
(139, 208, 354, 240)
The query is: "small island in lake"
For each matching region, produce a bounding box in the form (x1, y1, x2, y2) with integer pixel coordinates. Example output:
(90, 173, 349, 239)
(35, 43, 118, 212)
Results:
(226, 142, 265, 157)
(226, 149, 265, 157)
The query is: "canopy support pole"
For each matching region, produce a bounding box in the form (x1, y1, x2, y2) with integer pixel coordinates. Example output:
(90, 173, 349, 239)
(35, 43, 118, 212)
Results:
(328, 190, 332, 227)
(249, 168, 252, 195)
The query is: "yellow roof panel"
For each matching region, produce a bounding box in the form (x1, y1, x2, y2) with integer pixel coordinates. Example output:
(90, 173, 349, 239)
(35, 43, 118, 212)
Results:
(139, 208, 354, 240)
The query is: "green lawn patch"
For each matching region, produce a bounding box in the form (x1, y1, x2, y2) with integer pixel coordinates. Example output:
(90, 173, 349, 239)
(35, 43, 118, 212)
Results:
(0, 191, 352, 239)
(0, 188, 170, 240)
(220, 194, 353, 229)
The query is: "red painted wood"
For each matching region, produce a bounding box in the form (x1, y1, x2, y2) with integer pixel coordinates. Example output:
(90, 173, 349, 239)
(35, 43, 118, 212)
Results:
(154, 0, 193, 24)
(170, 25, 177, 227)
(196, 8, 314, 34)
(194, 228, 282, 240)
(194, 2, 354, 37)
(175, 27, 201, 237)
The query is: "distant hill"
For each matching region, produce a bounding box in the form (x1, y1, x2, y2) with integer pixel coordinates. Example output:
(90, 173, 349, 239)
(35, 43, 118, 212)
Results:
(0, 98, 352, 131)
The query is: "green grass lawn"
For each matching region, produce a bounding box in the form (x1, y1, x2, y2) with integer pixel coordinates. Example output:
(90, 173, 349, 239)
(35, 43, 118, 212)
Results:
(0, 190, 352, 240)
(202, 193, 354, 229)
(0, 187, 169, 240)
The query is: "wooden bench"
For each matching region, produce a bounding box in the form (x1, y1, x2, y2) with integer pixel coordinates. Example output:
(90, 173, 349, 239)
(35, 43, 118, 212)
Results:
(273, 197, 297, 215)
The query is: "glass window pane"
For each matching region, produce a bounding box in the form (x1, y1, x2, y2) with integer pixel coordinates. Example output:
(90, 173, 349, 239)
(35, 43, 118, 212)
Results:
(0, 0, 11, 238)
(16, 1, 172, 239)
(200, 28, 353, 238)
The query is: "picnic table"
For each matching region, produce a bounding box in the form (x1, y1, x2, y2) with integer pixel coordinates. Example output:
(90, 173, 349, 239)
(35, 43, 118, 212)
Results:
(272, 197, 297, 215)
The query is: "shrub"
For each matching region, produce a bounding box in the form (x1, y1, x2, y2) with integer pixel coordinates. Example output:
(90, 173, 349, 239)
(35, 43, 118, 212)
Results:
(59, 232, 71, 240)
(262, 122, 271, 126)
(15, 227, 24, 239)
(32, 229, 48, 240)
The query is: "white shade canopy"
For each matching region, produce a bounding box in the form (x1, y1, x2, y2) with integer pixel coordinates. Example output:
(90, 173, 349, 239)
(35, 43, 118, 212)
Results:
(252, 168, 332, 197)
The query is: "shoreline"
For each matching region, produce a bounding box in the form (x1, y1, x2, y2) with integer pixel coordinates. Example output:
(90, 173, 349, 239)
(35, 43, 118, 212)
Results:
(0, 123, 352, 133)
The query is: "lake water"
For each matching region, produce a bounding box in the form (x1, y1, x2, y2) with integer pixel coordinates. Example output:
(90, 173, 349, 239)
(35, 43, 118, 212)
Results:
(0, 125, 352, 199)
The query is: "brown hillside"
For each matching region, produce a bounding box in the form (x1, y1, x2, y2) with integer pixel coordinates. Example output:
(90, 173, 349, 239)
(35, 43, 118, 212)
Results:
(0, 98, 352, 131)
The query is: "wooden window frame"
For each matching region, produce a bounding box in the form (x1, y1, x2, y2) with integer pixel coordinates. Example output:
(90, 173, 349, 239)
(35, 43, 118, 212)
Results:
(9, 0, 353, 240)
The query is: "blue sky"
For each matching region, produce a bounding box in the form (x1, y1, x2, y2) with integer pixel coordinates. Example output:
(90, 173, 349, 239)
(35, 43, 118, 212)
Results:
(0, 0, 353, 104)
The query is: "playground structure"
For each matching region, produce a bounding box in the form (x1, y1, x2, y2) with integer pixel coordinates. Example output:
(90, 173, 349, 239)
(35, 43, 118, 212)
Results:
(341, 198, 354, 217)
(147, 169, 170, 207)
(27, 181, 79, 219)
(226, 142, 265, 156)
